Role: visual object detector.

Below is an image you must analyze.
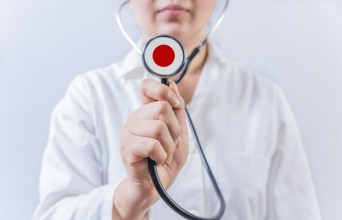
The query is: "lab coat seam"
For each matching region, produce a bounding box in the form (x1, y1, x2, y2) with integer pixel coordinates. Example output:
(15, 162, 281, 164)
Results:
(79, 74, 107, 185)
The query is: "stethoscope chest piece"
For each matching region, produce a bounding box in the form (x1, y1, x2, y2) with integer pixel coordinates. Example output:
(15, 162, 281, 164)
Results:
(142, 35, 185, 78)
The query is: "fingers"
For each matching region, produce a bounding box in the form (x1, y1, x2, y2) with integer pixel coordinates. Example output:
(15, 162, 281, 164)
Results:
(130, 101, 181, 142)
(140, 79, 182, 108)
(120, 78, 189, 192)
(129, 119, 176, 164)
(121, 133, 167, 166)
(138, 79, 188, 165)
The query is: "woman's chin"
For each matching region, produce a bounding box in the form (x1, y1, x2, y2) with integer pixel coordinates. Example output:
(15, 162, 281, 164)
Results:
(157, 23, 187, 37)
(144, 23, 196, 45)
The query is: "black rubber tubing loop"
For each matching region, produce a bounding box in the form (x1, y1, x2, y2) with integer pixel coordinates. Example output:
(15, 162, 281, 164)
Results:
(175, 46, 200, 84)
(147, 75, 226, 219)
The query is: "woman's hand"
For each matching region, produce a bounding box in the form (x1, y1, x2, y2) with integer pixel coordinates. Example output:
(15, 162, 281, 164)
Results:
(113, 79, 189, 220)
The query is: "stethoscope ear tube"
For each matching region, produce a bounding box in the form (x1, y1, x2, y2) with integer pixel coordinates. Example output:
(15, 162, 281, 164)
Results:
(175, 46, 201, 84)
(116, 0, 230, 56)
(147, 79, 226, 220)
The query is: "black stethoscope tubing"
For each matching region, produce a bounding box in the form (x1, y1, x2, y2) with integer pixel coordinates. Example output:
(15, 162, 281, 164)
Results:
(148, 105, 226, 219)
(147, 47, 226, 219)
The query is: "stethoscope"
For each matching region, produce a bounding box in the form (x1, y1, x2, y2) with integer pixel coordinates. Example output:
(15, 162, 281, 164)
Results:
(116, 1, 229, 219)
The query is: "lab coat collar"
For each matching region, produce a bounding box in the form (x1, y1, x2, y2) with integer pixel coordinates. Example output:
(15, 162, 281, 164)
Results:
(116, 40, 228, 80)
(206, 42, 228, 67)
(116, 39, 145, 79)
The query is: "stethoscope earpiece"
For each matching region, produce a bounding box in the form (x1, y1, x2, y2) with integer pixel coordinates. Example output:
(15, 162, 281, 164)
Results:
(142, 35, 185, 79)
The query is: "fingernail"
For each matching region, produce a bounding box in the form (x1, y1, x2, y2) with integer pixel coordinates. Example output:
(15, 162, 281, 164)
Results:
(168, 92, 180, 107)
(175, 138, 180, 146)
(170, 81, 180, 96)
(167, 155, 173, 165)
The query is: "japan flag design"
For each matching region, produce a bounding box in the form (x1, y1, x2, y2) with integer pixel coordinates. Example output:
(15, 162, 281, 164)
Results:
(142, 35, 185, 78)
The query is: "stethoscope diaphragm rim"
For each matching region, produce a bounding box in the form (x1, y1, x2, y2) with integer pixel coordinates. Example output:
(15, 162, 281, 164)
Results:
(142, 35, 185, 78)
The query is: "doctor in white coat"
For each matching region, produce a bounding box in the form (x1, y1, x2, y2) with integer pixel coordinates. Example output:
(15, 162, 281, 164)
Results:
(33, 0, 321, 219)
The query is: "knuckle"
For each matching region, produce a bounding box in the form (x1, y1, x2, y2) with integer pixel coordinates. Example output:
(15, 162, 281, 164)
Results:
(129, 106, 141, 118)
(174, 124, 181, 138)
(119, 141, 129, 162)
(120, 138, 133, 162)
(145, 139, 158, 156)
(139, 80, 152, 99)
(123, 154, 135, 165)
(139, 86, 146, 98)
(139, 79, 148, 91)
(158, 87, 170, 100)
(179, 96, 185, 107)
(153, 121, 167, 137)
(122, 121, 131, 131)
(119, 132, 128, 150)
(156, 101, 170, 115)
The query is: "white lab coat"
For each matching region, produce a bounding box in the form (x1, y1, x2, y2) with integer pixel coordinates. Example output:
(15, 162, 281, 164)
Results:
(33, 43, 321, 220)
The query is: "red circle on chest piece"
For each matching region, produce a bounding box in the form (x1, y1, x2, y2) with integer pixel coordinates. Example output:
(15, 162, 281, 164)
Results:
(152, 44, 175, 67)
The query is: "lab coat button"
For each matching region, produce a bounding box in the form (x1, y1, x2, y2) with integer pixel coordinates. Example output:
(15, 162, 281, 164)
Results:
(189, 209, 200, 216)
(189, 141, 196, 153)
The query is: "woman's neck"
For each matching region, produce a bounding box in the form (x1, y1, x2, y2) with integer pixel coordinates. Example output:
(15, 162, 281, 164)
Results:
(171, 35, 208, 104)
(173, 34, 208, 80)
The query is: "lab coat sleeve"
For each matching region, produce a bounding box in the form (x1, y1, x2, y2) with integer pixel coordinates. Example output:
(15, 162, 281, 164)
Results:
(33, 75, 120, 220)
(266, 88, 322, 220)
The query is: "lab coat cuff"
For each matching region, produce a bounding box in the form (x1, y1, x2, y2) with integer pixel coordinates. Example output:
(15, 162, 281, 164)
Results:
(143, 209, 151, 220)
(101, 181, 122, 220)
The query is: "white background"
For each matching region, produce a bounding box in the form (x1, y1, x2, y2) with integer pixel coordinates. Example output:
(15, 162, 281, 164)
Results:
(0, 0, 341, 219)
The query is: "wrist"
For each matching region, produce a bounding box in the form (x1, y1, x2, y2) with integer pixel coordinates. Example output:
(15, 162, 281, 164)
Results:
(112, 178, 157, 220)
